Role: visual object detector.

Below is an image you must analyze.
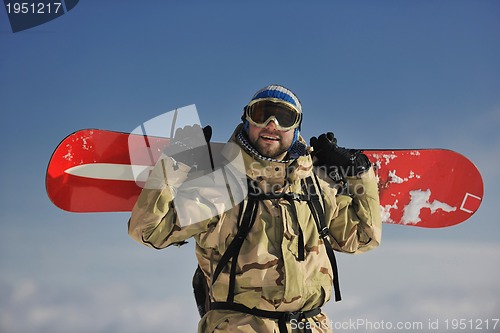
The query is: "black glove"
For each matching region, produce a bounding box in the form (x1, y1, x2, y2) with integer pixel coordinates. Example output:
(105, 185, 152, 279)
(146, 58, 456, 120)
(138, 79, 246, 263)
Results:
(165, 124, 212, 167)
(310, 132, 371, 177)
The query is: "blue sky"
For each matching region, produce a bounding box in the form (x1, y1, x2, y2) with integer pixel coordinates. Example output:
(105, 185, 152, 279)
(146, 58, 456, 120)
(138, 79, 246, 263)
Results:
(1, 1, 499, 332)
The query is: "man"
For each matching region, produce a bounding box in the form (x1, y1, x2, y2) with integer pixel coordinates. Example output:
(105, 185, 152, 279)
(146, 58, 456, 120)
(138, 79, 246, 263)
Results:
(129, 84, 382, 332)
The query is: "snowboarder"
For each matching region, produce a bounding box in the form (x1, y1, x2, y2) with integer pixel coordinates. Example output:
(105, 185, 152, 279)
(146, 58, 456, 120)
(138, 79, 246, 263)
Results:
(128, 84, 382, 332)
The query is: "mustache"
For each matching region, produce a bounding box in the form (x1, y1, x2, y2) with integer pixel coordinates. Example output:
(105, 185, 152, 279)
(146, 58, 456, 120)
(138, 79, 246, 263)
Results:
(259, 130, 281, 137)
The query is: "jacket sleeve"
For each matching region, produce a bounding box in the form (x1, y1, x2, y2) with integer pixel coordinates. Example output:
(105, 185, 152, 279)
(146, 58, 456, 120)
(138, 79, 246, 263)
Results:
(318, 167, 382, 254)
(128, 155, 213, 249)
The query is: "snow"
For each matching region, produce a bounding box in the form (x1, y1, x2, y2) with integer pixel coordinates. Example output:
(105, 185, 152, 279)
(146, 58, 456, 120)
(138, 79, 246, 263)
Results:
(81, 137, 90, 151)
(387, 170, 421, 184)
(62, 142, 75, 161)
(78, 135, 93, 151)
(63, 135, 94, 161)
(371, 152, 397, 166)
(402, 189, 456, 225)
(388, 170, 404, 184)
(380, 200, 398, 224)
(408, 170, 421, 179)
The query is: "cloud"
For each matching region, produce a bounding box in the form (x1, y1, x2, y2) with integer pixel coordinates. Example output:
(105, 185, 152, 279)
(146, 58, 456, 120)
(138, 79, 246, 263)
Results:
(0, 279, 200, 333)
(2, 240, 499, 333)
(322, 240, 500, 331)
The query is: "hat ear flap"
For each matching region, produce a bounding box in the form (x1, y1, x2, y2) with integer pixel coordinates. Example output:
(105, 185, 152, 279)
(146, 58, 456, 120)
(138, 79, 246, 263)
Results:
(242, 106, 250, 133)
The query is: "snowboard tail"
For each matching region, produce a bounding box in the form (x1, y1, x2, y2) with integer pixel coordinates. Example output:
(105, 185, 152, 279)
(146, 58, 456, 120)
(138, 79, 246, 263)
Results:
(46, 129, 484, 228)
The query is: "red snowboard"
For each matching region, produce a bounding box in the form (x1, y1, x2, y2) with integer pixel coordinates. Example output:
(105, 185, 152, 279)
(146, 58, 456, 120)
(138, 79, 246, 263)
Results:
(46, 129, 483, 228)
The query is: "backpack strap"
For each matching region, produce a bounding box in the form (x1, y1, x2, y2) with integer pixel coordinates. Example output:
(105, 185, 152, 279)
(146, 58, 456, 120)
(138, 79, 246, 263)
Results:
(211, 175, 341, 306)
(211, 179, 309, 299)
(211, 301, 321, 333)
(212, 178, 260, 303)
(302, 175, 342, 302)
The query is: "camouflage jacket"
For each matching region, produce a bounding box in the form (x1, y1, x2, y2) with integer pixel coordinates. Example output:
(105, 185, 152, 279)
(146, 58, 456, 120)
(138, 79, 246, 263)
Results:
(128, 126, 382, 332)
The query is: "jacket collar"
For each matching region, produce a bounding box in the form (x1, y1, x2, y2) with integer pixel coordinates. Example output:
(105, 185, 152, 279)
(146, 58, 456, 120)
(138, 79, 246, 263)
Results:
(222, 125, 313, 192)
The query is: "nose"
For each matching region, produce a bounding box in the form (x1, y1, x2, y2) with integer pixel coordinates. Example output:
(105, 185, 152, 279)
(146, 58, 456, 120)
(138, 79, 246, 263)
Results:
(264, 118, 278, 130)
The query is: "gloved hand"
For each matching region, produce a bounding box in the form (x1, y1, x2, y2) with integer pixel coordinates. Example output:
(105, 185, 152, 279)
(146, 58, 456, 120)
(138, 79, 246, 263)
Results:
(310, 132, 371, 177)
(165, 124, 212, 167)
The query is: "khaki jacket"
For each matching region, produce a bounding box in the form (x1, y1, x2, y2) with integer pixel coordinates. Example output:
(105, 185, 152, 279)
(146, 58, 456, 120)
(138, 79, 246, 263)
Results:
(128, 126, 382, 332)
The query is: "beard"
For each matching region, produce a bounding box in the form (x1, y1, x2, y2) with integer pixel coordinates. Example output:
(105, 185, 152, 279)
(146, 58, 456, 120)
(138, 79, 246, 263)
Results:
(248, 128, 294, 159)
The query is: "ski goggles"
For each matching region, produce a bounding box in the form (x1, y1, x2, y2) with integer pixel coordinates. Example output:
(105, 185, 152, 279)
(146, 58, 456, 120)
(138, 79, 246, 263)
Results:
(245, 99, 302, 131)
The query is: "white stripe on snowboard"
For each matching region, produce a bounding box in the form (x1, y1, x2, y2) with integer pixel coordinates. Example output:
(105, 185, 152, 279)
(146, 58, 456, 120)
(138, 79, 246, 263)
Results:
(64, 163, 152, 182)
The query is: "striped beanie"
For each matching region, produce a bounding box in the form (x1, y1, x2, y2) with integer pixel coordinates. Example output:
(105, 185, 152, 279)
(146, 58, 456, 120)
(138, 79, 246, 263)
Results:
(248, 84, 302, 114)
